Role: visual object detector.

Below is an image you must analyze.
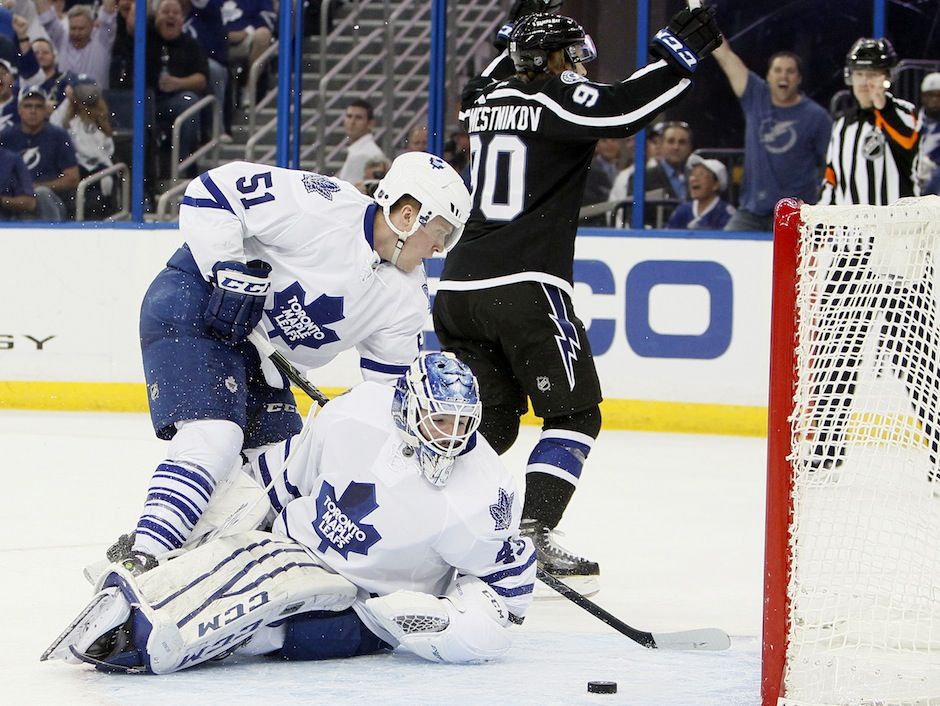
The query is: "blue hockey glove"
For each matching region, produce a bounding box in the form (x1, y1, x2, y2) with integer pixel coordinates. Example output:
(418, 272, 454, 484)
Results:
(204, 260, 272, 344)
(650, 5, 722, 77)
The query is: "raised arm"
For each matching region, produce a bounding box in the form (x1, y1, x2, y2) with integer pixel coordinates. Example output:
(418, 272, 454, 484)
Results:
(712, 40, 749, 98)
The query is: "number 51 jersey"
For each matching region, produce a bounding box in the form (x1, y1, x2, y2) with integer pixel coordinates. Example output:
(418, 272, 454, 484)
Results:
(179, 161, 430, 381)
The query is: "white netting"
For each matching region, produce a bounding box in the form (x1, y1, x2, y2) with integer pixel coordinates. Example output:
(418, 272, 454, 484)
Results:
(782, 196, 940, 706)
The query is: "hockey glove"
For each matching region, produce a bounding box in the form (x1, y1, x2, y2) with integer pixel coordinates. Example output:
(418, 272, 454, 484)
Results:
(650, 5, 723, 77)
(204, 259, 272, 344)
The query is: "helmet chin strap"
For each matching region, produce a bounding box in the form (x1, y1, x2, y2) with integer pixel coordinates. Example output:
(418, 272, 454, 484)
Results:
(382, 206, 422, 266)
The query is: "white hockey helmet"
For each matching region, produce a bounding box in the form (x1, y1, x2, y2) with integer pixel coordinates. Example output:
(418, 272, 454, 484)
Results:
(372, 151, 471, 266)
(391, 351, 482, 487)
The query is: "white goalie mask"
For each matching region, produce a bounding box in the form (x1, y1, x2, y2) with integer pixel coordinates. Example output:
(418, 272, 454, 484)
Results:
(391, 352, 483, 487)
(372, 151, 471, 266)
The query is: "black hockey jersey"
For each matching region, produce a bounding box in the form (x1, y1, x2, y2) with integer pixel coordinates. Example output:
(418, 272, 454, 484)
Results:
(439, 61, 691, 289)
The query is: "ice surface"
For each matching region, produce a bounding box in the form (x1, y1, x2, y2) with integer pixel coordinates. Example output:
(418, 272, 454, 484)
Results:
(0, 410, 765, 705)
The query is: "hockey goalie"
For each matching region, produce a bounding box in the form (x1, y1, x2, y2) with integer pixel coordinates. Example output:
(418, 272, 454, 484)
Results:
(41, 352, 537, 673)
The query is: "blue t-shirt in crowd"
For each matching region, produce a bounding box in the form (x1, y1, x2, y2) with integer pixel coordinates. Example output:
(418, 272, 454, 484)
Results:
(185, 0, 229, 65)
(666, 198, 736, 230)
(738, 71, 832, 216)
(0, 147, 33, 195)
(0, 123, 78, 183)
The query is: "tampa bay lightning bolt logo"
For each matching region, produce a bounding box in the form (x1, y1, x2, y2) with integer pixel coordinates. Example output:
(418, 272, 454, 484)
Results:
(266, 282, 344, 350)
(542, 284, 580, 391)
(313, 481, 382, 558)
(489, 488, 514, 531)
(302, 173, 342, 200)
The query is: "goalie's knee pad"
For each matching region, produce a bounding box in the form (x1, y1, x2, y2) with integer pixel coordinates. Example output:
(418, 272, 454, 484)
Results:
(364, 575, 512, 664)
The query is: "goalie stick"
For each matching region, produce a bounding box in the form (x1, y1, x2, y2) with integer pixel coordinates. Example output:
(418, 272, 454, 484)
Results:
(258, 346, 731, 653)
(537, 569, 731, 651)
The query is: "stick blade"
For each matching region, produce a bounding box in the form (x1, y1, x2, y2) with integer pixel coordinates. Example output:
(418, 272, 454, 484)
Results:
(650, 628, 731, 651)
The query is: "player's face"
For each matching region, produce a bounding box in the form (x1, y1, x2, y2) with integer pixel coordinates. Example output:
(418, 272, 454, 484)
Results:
(418, 412, 470, 446)
(767, 57, 801, 104)
(851, 69, 889, 108)
(68, 15, 93, 49)
(344, 107, 372, 142)
(395, 215, 453, 271)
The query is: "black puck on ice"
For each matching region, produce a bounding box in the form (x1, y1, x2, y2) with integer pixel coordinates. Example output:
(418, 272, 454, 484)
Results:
(587, 681, 617, 694)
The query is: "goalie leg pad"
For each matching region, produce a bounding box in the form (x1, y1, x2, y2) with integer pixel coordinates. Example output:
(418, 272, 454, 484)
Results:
(365, 575, 512, 664)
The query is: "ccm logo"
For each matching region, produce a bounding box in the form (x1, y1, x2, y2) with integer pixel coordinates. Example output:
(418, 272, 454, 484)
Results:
(218, 273, 270, 295)
(655, 30, 698, 69)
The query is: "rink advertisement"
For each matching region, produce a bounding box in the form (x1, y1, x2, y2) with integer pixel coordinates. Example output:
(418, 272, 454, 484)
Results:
(0, 227, 772, 435)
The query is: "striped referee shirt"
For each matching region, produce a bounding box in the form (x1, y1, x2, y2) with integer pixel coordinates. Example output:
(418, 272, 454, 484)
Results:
(820, 95, 920, 205)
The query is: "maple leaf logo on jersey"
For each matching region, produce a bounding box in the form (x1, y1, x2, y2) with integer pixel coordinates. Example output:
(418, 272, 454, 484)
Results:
(313, 480, 382, 558)
(266, 281, 345, 350)
(302, 173, 341, 200)
(489, 488, 514, 531)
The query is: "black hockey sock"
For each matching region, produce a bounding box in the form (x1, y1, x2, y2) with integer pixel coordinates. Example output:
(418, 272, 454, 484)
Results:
(522, 472, 575, 529)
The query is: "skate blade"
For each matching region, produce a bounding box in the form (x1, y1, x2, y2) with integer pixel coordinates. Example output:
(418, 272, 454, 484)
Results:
(534, 574, 600, 600)
(41, 588, 120, 662)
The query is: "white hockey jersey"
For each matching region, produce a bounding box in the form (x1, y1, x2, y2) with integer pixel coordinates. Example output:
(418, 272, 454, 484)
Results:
(179, 161, 430, 381)
(248, 381, 536, 629)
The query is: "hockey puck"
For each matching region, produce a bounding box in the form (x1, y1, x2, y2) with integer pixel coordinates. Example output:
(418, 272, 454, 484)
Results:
(587, 681, 617, 694)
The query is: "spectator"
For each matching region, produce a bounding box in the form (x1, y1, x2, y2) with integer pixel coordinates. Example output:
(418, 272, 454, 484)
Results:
(182, 0, 229, 140)
(915, 72, 940, 196)
(665, 154, 735, 230)
(712, 39, 831, 231)
(27, 38, 80, 111)
(401, 123, 427, 153)
(580, 137, 622, 226)
(6, 0, 50, 46)
(355, 155, 390, 196)
(109, 0, 138, 89)
(50, 79, 115, 218)
(36, 0, 117, 89)
(223, 0, 274, 102)
(148, 0, 209, 176)
(609, 127, 662, 216)
(0, 57, 17, 130)
(0, 144, 36, 219)
(336, 97, 386, 183)
(443, 129, 470, 186)
(0, 85, 79, 220)
(627, 121, 693, 226)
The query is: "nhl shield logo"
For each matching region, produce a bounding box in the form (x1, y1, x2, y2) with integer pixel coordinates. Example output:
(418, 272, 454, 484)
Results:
(536, 376, 551, 392)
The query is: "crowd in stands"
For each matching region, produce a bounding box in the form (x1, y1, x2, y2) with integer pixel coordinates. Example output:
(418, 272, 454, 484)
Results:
(0, 3, 937, 226)
(0, 0, 278, 221)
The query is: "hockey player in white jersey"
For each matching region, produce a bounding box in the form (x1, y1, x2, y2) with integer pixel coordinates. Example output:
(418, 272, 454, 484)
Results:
(107, 153, 471, 575)
(43, 352, 535, 672)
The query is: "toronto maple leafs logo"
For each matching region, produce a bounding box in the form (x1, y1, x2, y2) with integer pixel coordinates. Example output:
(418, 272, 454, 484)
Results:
(428, 155, 446, 170)
(489, 488, 514, 531)
(266, 282, 344, 350)
(302, 173, 342, 200)
(313, 481, 382, 558)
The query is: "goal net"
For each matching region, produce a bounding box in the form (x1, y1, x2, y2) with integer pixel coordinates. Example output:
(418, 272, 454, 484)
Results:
(764, 197, 940, 706)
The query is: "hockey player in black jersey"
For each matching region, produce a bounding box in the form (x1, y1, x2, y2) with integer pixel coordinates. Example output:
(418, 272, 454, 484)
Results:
(433, 8, 722, 593)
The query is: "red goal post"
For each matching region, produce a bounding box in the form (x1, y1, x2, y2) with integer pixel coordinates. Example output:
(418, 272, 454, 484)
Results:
(763, 196, 940, 706)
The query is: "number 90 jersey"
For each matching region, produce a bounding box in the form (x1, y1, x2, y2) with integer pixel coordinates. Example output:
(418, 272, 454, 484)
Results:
(180, 161, 429, 382)
(441, 63, 690, 291)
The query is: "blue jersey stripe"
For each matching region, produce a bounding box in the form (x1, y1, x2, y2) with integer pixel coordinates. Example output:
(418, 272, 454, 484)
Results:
(199, 172, 234, 214)
(360, 358, 409, 375)
(478, 551, 537, 584)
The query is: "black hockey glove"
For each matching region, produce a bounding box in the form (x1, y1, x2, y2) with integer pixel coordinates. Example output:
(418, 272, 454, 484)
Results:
(650, 5, 723, 77)
(495, 0, 564, 50)
(204, 259, 272, 344)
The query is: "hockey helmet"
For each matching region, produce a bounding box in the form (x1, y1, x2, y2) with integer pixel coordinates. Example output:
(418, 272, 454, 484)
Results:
(509, 13, 596, 74)
(372, 151, 471, 266)
(509, 0, 564, 22)
(844, 38, 898, 85)
(391, 351, 482, 487)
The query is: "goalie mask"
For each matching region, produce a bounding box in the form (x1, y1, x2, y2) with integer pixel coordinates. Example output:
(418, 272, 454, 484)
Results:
(844, 37, 897, 85)
(391, 352, 482, 487)
(509, 13, 596, 74)
(372, 152, 471, 267)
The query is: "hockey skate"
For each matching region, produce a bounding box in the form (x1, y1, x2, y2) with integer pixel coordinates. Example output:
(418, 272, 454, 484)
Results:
(521, 519, 600, 598)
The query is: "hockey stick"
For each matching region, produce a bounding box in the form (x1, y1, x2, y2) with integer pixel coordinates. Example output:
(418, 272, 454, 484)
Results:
(535, 569, 730, 651)
(248, 329, 329, 406)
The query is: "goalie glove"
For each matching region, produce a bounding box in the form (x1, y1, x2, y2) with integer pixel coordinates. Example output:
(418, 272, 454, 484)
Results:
(650, 4, 723, 77)
(204, 259, 272, 344)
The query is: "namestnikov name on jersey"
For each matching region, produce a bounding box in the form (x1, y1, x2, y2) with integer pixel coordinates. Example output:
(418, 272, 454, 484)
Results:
(180, 161, 429, 380)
